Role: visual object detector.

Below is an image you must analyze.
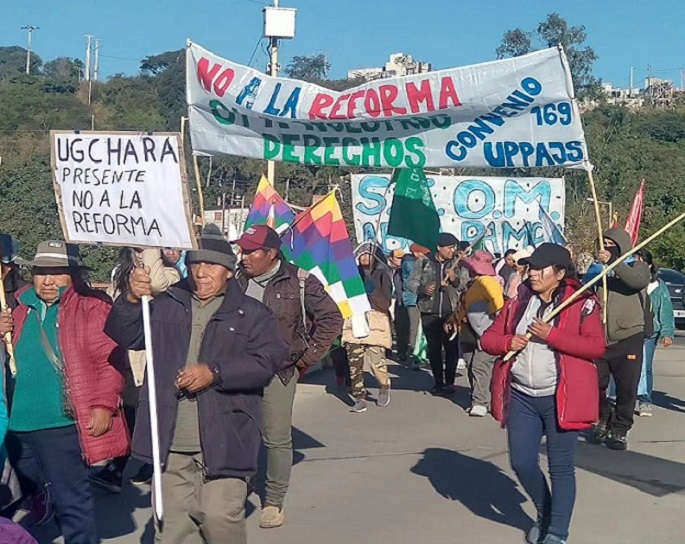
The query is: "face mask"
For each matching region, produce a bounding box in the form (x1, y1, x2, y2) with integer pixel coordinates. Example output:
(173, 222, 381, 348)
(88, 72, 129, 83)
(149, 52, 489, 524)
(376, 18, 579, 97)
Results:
(607, 246, 621, 260)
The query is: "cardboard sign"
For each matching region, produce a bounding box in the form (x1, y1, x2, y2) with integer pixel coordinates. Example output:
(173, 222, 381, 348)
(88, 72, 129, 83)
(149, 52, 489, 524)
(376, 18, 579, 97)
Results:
(187, 41, 589, 170)
(51, 131, 196, 249)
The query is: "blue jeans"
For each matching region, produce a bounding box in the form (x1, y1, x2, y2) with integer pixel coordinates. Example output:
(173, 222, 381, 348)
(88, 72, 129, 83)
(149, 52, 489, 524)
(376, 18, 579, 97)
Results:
(507, 389, 578, 541)
(637, 335, 657, 403)
(6, 425, 99, 544)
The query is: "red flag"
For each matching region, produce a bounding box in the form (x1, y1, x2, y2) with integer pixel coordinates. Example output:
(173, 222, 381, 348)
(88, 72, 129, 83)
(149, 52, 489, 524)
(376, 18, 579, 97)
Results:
(624, 179, 645, 245)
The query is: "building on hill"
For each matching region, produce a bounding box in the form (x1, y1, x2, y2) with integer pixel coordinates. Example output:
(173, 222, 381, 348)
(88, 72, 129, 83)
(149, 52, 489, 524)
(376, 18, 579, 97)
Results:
(347, 52, 432, 81)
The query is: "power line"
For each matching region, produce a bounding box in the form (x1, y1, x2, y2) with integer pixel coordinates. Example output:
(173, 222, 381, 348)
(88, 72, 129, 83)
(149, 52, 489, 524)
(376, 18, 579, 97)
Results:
(98, 54, 141, 62)
(247, 36, 264, 67)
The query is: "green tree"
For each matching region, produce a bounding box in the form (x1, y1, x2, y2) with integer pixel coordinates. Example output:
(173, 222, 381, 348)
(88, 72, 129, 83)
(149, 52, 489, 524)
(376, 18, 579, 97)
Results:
(0, 46, 42, 79)
(495, 29, 532, 59)
(284, 53, 330, 82)
(496, 13, 599, 95)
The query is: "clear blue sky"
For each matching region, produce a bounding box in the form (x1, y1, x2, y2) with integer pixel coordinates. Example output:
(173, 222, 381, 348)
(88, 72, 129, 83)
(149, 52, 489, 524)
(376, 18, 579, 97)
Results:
(3, 0, 684, 88)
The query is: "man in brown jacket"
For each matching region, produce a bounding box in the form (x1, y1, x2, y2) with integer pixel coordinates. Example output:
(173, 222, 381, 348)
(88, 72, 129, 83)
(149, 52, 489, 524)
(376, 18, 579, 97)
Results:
(234, 225, 342, 529)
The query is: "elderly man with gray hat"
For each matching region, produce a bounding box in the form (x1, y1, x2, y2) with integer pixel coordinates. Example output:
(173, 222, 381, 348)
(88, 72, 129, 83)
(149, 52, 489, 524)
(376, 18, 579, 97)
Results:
(0, 241, 129, 544)
(105, 234, 289, 544)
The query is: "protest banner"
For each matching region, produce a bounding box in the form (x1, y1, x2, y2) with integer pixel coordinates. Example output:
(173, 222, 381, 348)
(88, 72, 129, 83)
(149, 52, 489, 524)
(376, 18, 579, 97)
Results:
(51, 131, 196, 249)
(351, 174, 564, 254)
(186, 41, 589, 170)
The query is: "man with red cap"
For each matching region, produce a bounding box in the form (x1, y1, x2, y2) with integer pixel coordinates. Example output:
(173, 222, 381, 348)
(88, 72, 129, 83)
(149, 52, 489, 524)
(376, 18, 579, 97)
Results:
(233, 225, 342, 529)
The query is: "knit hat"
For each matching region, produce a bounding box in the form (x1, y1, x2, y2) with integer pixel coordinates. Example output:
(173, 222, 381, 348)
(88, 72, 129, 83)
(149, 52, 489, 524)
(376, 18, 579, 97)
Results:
(186, 235, 237, 272)
(437, 233, 459, 248)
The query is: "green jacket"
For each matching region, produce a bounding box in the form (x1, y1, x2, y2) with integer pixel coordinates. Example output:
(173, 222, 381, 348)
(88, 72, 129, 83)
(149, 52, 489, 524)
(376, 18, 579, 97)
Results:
(649, 279, 675, 339)
(598, 228, 651, 344)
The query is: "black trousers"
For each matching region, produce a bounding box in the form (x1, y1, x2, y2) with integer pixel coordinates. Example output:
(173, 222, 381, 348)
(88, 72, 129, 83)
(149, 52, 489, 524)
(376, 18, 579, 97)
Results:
(330, 344, 351, 386)
(421, 313, 459, 388)
(595, 333, 644, 433)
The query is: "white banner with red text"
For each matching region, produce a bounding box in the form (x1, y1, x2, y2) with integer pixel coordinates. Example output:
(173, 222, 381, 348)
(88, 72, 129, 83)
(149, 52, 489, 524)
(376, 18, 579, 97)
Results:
(186, 41, 589, 170)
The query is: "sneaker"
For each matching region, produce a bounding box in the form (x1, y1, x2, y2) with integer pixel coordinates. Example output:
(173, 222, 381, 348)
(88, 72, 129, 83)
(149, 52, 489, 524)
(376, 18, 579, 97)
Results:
(12, 489, 54, 528)
(378, 385, 391, 407)
(430, 385, 445, 395)
(607, 429, 629, 451)
(587, 421, 608, 444)
(637, 402, 653, 417)
(351, 399, 368, 413)
(540, 535, 566, 544)
(90, 463, 123, 493)
(525, 523, 541, 544)
(457, 358, 467, 370)
(130, 464, 154, 486)
(259, 505, 285, 529)
(469, 404, 488, 417)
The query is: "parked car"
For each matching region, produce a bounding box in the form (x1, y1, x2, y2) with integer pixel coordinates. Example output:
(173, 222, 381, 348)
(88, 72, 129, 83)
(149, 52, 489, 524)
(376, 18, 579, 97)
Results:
(657, 268, 685, 328)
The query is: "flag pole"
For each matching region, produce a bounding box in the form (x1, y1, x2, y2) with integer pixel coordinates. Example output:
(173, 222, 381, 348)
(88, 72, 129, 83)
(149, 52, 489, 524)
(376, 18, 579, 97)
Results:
(586, 165, 607, 323)
(193, 155, 206, 226)
(0, 157, 15, 376)
(501, 208, 685, 362)
(0, 252, 16, 377)
(142, 295, 164, 521)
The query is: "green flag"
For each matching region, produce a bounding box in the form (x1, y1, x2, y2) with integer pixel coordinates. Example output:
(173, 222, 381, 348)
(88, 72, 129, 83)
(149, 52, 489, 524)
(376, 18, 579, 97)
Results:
(387, 168, 440, 251)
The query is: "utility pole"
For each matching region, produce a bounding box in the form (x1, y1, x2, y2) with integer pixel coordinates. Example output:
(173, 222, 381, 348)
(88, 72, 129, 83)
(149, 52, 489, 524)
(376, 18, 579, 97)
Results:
(21, 26, 39, 75)
(93, 39, 101, 81)
(266, 0, 280, 186)
(84, 35, 93, 81)
(629, 66, 634, 95)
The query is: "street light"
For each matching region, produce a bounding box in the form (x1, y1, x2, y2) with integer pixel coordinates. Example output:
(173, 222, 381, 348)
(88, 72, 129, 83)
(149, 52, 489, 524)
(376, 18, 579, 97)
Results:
(587, 197, 613, 227)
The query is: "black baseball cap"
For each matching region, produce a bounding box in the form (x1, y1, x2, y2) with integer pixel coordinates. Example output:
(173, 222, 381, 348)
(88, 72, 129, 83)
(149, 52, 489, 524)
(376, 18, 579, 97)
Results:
(518, 243, 572, 270)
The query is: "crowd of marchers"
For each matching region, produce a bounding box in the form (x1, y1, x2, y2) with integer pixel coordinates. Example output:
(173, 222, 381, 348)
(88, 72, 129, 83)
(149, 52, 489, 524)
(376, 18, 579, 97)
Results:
(0, 223, 672, 544)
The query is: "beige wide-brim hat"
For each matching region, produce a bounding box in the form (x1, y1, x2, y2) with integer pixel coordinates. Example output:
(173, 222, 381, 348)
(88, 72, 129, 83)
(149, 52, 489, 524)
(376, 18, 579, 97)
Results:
(16, 240, 91, 270)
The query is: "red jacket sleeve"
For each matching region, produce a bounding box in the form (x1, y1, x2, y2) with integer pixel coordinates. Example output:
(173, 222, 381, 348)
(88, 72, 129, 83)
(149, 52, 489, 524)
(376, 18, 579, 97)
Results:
(545, 298, 606, 360)
(87, 299, 125, 412)
(480, 299, 515, 357)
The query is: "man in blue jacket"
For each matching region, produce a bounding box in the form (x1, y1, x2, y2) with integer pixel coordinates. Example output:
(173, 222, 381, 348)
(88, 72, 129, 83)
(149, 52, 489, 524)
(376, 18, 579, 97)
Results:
(105, 235, 289, 544)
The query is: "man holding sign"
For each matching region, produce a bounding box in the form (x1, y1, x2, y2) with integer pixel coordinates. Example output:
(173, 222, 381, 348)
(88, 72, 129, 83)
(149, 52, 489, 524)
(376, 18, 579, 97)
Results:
(105, 235, 289, 544)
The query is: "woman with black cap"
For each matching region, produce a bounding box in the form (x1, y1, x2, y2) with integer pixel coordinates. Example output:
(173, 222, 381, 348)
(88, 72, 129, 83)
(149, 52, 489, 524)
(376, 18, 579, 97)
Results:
(481, 243, 606, 544)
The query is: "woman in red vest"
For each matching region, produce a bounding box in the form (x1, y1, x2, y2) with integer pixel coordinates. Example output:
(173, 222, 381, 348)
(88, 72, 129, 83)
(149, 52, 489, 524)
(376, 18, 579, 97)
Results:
(481, 244, 605, 544)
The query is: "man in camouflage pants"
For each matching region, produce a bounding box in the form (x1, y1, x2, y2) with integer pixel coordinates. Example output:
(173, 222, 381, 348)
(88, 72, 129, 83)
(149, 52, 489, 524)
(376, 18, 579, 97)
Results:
(344, 243, 393, 413)
(346, 344, 390, 411)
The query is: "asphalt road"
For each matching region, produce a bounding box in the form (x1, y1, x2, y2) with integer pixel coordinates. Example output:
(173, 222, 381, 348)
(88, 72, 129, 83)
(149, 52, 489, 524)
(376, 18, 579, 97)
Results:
(33, 335, 685, 543)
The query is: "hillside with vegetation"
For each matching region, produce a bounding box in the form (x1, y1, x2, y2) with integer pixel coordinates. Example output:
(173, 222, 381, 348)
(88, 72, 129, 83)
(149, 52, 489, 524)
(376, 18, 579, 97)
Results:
(2, 14, 685, 281)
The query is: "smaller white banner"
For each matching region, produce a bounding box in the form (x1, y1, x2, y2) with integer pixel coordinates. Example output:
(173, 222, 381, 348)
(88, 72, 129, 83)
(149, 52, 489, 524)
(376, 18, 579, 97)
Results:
(51, 132, 196, 249)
